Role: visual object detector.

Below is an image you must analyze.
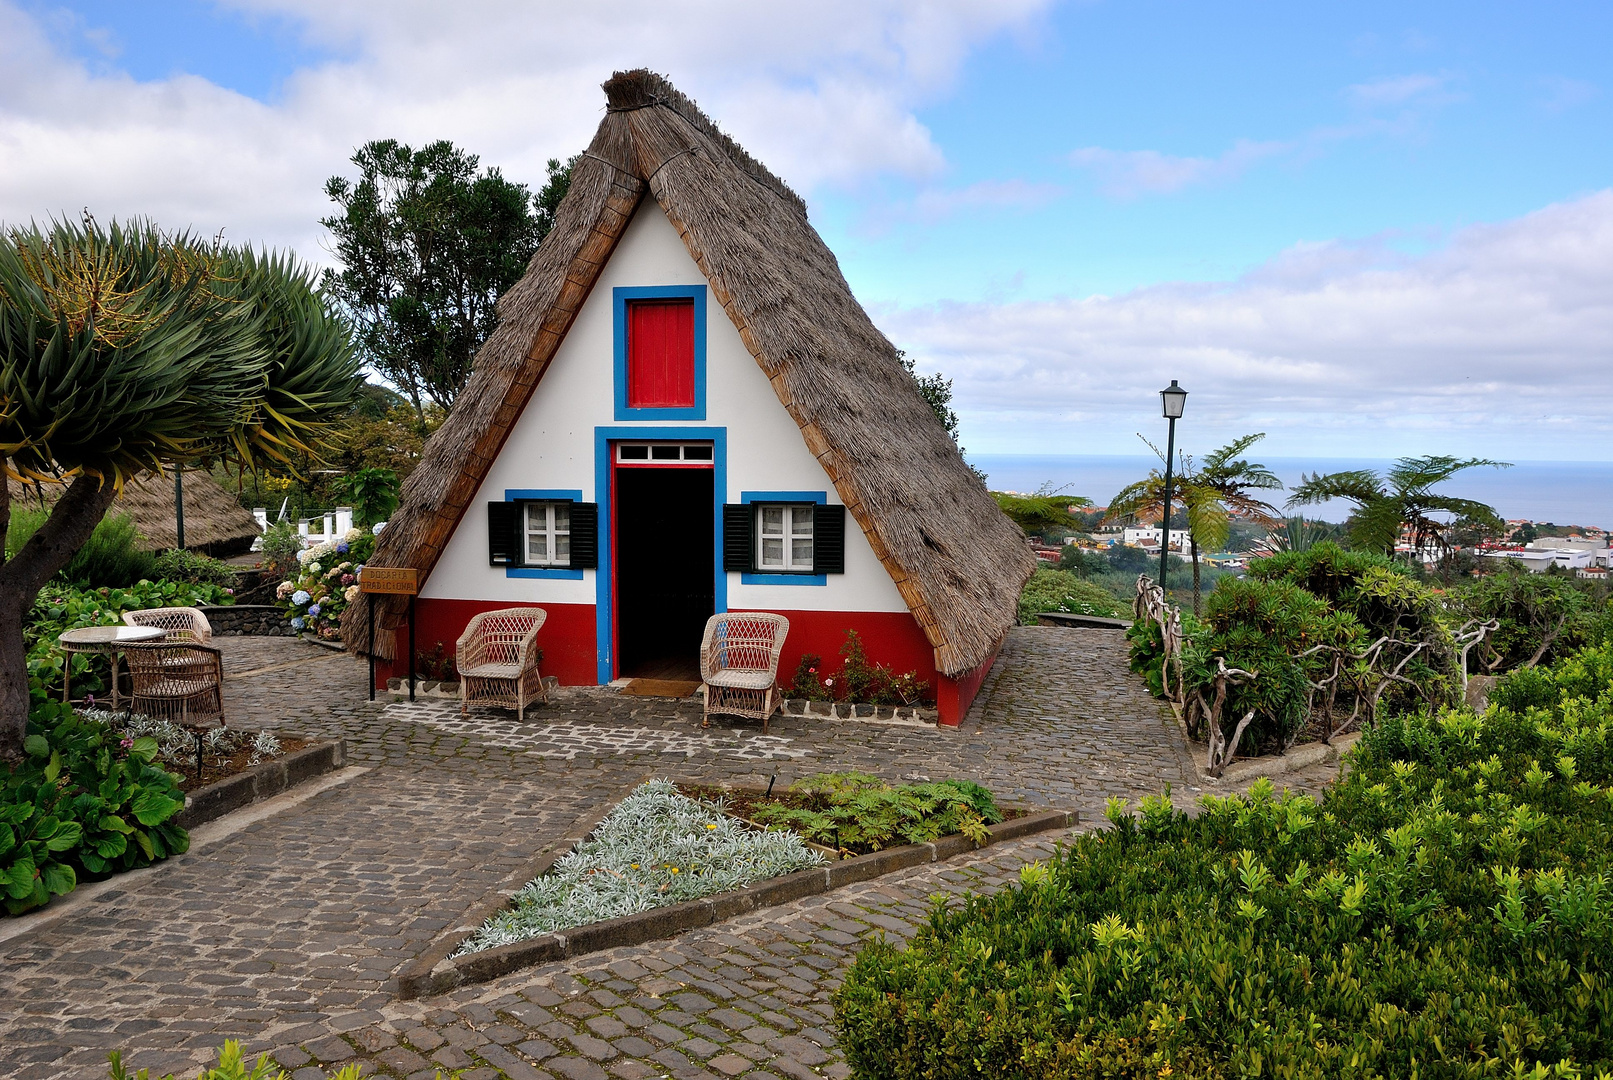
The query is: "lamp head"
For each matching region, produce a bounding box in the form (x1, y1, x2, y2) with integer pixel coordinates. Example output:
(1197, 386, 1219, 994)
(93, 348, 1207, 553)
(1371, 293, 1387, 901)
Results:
(1160, 379, 1188, 419)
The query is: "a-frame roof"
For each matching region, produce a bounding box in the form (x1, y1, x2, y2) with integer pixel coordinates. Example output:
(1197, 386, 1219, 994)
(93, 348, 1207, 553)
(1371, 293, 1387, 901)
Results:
(344, 70, 1033, 676)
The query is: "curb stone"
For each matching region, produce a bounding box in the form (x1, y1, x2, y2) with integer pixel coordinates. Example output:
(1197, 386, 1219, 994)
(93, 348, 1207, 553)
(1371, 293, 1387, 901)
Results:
(395, 802, 1078, 1000)
(173, 739, 347, 829)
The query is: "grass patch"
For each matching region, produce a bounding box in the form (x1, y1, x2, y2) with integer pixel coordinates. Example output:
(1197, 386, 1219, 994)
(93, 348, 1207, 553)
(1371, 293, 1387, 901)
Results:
(455, 780, 825, 955)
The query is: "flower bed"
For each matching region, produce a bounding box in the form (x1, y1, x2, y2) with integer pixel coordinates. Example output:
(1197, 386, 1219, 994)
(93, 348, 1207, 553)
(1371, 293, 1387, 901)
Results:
(454, 780, 825, 955)
(275, 528, 375, 639)
(76, 708, 298, 793)
(679, 772, 1005, 856)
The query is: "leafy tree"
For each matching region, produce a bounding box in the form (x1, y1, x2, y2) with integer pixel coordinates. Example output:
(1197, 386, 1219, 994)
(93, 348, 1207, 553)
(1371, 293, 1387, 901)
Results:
(321, 140, 575, 419)
(0, 216, 359, 761)
(1288, 455, 1509, 559)
(896, 351, 960, 442)
(992, 486, 1092, 538)
(335, 467, 401, 527)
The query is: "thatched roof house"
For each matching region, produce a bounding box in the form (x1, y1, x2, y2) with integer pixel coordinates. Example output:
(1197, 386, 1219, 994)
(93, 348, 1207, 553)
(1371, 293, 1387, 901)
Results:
(343, 69, 1032, 724)
(9, 471, 261, 555)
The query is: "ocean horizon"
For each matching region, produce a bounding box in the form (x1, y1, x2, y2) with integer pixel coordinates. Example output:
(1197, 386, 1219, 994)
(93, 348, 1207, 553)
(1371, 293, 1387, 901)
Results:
(970, 455, 1613, 532)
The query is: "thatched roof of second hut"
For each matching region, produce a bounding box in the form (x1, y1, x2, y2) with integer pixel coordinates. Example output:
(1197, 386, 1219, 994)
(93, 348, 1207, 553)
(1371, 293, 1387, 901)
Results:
(345, 69, 1034, 674)
(8, 472, 262, 555)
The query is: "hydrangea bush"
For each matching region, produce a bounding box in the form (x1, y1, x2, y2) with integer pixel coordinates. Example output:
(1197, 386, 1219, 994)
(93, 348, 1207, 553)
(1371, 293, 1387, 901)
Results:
(275, 528, 376, 639)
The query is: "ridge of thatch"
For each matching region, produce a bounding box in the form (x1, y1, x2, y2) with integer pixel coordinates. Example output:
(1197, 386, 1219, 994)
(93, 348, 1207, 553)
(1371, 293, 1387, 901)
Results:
(7, 472, 262, 555)
(344, 69, 1034, 675)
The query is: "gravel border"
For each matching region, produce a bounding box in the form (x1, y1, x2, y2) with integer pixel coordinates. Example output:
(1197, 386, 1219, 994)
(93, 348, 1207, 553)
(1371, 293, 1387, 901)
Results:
(396, 793, 1078, 1000)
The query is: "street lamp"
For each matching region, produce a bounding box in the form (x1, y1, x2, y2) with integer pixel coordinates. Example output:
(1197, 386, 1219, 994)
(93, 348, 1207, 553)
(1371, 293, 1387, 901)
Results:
(1158, 380, 1187, 592)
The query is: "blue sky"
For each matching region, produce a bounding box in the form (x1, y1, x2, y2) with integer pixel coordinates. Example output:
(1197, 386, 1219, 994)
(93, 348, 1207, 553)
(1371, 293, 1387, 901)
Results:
(1, 1, 1610, 461)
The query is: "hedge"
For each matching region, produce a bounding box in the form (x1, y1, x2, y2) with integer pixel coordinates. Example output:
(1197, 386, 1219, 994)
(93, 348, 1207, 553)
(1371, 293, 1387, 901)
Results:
(834, 639, 1613, 1078)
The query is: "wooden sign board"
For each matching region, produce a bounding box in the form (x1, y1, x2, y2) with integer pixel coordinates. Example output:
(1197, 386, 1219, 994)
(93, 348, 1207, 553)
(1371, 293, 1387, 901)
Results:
(359, 567, 418, 596)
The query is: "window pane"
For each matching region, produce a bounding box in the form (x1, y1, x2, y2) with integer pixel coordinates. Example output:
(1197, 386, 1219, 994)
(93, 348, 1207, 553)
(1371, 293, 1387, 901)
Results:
(528, 535, 548, 562)
(792, 506, 813, 536)
(554, 504, 570, 532)
(683, 445, 712, 460)
(619, 444, 649, 460)
(761, 506, 784, 534)
(792, 538, 813, 566)
(651, 445, 680, 460)
(555, 534, 570, 561)
(761, 538, 784, 566)
(526, 503, 543, 530)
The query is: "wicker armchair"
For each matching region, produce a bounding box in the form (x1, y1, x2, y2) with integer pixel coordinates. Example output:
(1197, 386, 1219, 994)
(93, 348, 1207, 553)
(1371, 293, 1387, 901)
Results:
(123, 607, 213, 644)
(700, 612, 789, 732)
(122, 642, 225, 729)
(456, 607, 548, 720)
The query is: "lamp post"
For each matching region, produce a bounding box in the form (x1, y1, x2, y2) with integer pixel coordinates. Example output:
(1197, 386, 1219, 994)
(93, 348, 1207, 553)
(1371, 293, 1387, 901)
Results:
(1157, 380, 1188, 591)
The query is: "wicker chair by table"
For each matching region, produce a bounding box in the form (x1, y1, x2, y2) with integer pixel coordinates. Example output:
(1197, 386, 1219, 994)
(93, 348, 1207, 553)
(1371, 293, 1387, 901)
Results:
(456, 607, 548, 720)
(700, 612, 790, 733)
(122, 642, 225, 728)
(123, 607, 213, 644)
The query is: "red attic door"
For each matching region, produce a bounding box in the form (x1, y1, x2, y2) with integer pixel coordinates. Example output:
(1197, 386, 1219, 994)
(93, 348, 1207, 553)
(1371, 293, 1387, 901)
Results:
(626, 298, 696, 408)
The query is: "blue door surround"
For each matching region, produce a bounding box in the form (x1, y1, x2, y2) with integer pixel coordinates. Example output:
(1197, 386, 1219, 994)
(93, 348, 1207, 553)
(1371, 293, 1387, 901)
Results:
(594, 425, 727, 684)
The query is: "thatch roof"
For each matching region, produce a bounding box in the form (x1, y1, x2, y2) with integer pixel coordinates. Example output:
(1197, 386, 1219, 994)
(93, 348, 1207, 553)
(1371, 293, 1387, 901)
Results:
(8, 471, 262, 554)
(344, 69, 1034, 675)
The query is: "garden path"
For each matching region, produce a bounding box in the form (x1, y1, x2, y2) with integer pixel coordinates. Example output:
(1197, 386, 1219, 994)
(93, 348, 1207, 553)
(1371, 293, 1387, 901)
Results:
(0, 627, 1326, 1080)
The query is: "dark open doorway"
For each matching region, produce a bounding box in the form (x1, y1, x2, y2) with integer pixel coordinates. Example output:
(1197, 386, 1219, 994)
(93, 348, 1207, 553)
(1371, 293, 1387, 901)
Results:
(614, 465, 714, 680)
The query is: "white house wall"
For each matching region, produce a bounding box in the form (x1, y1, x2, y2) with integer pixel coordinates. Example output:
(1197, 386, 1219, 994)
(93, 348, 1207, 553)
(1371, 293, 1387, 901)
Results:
(420, 199, 910, 614)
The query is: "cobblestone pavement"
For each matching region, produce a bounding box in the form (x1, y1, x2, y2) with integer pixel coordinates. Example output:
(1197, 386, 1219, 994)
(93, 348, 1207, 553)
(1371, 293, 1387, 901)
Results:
(0, 626, 1330, 1080)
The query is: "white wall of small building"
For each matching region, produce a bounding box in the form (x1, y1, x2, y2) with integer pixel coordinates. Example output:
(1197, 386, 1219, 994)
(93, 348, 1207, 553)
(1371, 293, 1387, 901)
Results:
(420, 199, 909, 614)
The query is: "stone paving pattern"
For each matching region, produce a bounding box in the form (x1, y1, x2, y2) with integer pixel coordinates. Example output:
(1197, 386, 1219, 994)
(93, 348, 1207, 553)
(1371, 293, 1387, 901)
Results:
(0, 626, 1334, 1079)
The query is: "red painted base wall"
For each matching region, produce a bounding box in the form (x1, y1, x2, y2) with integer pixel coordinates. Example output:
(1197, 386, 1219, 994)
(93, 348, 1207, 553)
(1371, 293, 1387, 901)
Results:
(376, 599, 993, 726)
(376, 599, 597, 688)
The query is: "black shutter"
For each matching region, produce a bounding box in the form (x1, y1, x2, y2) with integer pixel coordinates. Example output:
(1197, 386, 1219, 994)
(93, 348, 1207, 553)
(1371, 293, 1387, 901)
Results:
(569, 502, 599, 569)
(723, 503, 754, 572)
(814, 503, 846, 574)
(488, 501, 521, 566)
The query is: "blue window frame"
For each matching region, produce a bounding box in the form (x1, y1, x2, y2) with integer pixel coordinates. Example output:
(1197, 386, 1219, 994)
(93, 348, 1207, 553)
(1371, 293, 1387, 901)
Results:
(594, 426, 727, 684)
(503, 489, 584, 579)
(613, 285, 707, 421)
(739, 490, 828, 586)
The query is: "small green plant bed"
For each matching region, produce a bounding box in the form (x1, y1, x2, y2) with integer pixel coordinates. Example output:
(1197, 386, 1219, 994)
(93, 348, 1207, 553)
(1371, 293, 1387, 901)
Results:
(454, 780, 825, 955)
(833, 639, 1613, 1079)
(1018, 567, 1127, 625)
(682, 772, 1008, 856)
(2, 700, 190, 915)
(76, 709, 300, 794)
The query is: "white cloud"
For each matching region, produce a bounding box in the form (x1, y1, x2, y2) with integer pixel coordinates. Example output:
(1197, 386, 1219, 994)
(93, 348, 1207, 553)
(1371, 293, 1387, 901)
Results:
(0, 0, 1051, 260)
(1346, 72, 1451, 107)
(1068, 139, 1286, 198)
(878, 190, 1613, 459)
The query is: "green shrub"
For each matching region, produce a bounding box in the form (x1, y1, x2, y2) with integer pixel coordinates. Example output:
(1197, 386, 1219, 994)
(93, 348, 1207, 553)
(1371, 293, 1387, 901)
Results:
(2, 699, 189, 915)
(150, 548, 238, 591)
(747, 771, 1002, 853)
(1018, 568, 1126, 625)
(62, 512, 159, 588)
(834, 639, 1613, 1079)
(1455, 569, 1593, 671)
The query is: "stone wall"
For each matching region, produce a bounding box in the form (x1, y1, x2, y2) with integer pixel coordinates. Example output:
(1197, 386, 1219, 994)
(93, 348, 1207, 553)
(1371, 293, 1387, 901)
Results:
(202, 604, 293, 637)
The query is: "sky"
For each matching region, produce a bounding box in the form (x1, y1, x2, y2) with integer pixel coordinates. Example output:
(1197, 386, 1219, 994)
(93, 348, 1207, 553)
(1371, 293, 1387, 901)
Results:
(1, 1, 1609, 463)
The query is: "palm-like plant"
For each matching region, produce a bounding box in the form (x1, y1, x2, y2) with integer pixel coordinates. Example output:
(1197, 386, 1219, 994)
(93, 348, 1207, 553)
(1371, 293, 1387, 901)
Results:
(1287, 456, 1509, 560)
(1107, 434, 1283, 613)
(0, 216, 360, 759)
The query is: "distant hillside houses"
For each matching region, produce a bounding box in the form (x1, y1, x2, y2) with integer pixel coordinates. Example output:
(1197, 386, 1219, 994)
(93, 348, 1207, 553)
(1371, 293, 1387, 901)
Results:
(1123, 526, 1191, 550)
